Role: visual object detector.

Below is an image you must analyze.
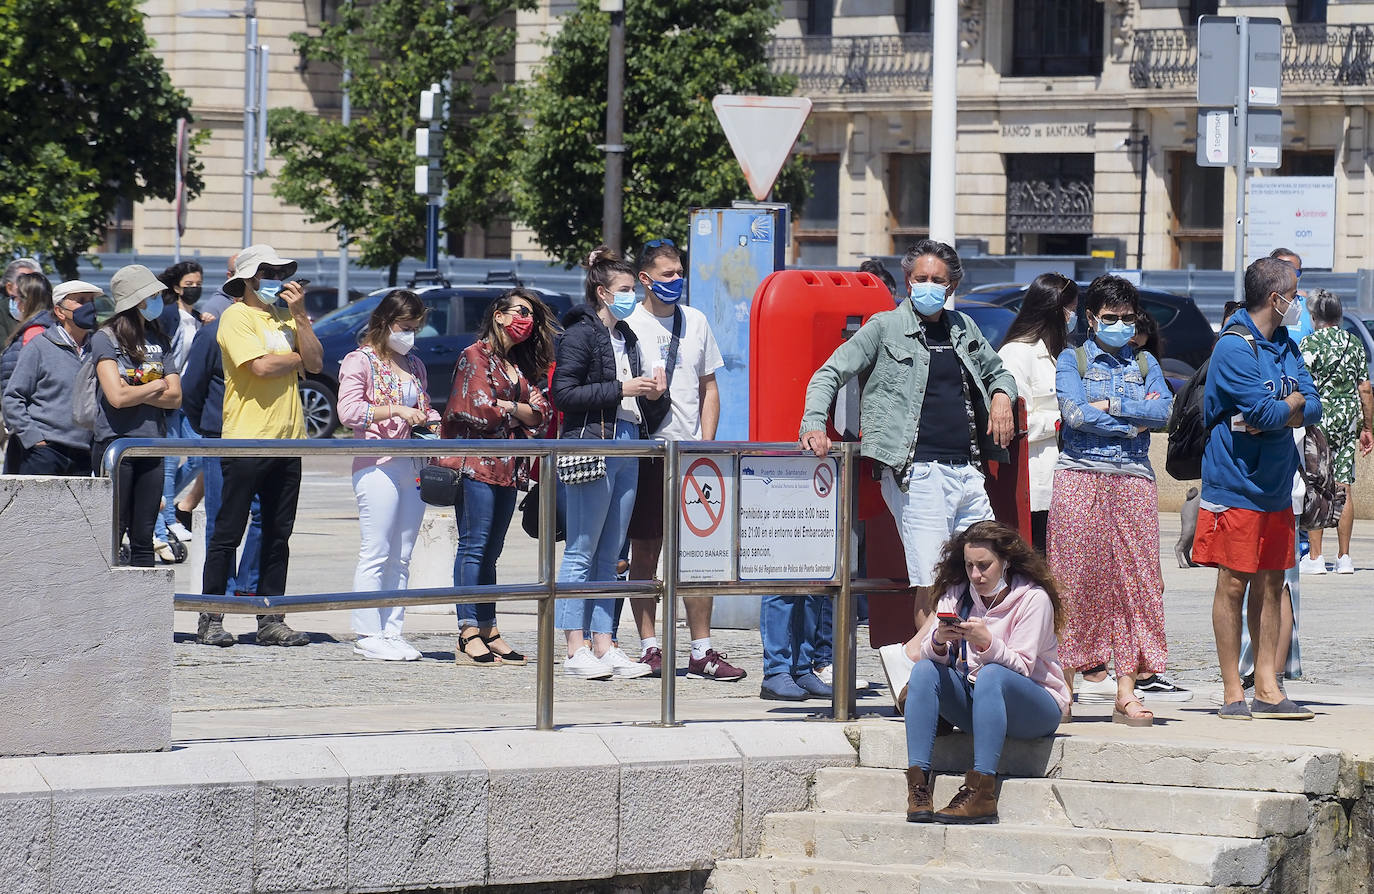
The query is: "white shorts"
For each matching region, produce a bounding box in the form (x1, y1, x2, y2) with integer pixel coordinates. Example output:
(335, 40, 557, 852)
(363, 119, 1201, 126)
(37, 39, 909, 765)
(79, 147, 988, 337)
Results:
(880, 460, 994, 588)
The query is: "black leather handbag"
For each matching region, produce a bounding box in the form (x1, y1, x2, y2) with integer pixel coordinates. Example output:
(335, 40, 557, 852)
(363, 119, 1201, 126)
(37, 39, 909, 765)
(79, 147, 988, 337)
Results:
(419, 464, 465, 508)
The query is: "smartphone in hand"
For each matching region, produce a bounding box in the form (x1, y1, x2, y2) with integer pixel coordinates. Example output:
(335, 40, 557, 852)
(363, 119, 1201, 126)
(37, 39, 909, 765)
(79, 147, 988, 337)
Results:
(937, 612, 962, 626)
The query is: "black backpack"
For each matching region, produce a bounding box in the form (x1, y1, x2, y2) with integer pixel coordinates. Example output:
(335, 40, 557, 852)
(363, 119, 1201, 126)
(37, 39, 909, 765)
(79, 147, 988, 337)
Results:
(1165, 323, 1255, 481)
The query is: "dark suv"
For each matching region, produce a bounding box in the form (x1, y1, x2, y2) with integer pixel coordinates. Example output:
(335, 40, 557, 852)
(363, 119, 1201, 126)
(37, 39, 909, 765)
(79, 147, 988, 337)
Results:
(301, 285, 572, 438)
(968, 282, 1215, 376)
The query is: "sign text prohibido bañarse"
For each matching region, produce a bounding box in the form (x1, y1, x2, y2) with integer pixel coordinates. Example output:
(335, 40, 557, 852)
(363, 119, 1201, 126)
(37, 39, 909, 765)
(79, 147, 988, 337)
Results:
(738, 457, 839, 580)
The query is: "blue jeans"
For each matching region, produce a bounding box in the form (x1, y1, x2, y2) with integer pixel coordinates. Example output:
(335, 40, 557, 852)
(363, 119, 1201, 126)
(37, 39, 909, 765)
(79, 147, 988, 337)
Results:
(155, 411, 201, 540)
(555, 420, 638, 635)
(455, 476, 517, 628)
(203, 456, 262, 595)
(904, 661, 1061, 775)
(760, 595, 824, 677)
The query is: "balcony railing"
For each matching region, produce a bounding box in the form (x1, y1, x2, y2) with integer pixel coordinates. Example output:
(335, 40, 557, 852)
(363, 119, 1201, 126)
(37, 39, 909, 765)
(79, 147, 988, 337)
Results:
(768, 34, 933, 95)
(1130, 24, 1374, 89)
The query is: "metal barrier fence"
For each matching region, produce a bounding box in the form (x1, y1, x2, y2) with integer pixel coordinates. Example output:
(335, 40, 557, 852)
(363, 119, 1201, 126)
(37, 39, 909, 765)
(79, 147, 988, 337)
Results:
(103, 437, 898, 731)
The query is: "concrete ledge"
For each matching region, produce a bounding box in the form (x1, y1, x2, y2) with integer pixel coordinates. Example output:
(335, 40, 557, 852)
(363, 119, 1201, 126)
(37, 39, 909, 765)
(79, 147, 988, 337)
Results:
(0, 723, 857, 893)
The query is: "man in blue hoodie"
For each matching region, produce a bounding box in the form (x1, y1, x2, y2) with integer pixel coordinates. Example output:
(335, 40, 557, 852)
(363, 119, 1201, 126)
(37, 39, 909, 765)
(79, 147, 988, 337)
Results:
(1195, 256, 1321, 721)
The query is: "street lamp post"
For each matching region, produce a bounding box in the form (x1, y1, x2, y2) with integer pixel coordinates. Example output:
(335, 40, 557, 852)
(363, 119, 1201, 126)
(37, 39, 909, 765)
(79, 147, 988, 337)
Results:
(600, 0, 625, 252)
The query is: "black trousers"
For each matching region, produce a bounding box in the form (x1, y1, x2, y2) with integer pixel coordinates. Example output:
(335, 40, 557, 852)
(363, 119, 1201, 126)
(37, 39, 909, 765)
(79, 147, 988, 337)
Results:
(203, 456, 301, 598)
(20, 442, 93, 477)
(98, 439, 162, 568)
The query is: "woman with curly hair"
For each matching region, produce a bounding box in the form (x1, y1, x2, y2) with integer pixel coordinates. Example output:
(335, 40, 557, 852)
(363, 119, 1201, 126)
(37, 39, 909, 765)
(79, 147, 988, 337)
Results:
(900, 520, 1069, 826)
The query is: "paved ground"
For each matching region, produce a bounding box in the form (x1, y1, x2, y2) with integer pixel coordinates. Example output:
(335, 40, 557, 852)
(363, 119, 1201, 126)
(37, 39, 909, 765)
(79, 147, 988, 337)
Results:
(169, 456, 1374, 759)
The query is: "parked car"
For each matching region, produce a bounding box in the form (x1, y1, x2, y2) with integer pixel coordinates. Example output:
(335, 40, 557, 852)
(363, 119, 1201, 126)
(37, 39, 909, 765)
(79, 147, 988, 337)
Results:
(968, 282, 1215, 377)
(299, 285, 573, 438)
(301, 286, 365, 322)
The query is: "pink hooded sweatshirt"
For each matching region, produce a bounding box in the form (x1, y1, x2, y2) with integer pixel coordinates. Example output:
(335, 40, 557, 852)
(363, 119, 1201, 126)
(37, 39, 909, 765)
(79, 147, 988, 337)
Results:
(920, 575, 1071, 712)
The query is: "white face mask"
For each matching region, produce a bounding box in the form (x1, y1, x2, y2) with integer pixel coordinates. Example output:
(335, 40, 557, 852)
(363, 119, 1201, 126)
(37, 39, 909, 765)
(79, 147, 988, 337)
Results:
(387, 329, 415, 355)
(1278, 293, 1301, 327)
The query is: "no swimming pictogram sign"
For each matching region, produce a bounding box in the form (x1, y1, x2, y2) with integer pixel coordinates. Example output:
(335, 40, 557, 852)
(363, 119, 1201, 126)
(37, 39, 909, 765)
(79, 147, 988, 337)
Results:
(679, 455, 736, 582)
(813, 462, 834, 498)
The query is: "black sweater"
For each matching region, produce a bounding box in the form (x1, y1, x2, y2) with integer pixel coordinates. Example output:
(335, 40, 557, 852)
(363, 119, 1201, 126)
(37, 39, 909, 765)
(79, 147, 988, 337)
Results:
(553, 305, 659, 440)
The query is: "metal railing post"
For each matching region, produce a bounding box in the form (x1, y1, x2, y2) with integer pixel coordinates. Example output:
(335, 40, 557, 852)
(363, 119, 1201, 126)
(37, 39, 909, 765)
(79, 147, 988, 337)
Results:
(105, 442, 125, 566)
(658, 440, 682, 727)
(830, 442, 857, 722)
(536, 447, 557, 731)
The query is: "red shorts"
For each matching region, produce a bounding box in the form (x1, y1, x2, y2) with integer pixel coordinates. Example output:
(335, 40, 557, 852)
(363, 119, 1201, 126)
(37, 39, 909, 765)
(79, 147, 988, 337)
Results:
(1192, 507, 1296, 574)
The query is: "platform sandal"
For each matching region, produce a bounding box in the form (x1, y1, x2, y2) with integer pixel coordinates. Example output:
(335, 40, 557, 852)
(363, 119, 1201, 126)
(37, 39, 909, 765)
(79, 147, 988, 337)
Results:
(456, 630, 501, 667)
(482, 633, 527, 666)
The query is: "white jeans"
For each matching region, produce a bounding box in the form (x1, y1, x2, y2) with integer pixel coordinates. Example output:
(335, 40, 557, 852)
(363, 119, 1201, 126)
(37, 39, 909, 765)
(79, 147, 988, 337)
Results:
(351, 459, 426, 637)
(880, 460, 994, 588)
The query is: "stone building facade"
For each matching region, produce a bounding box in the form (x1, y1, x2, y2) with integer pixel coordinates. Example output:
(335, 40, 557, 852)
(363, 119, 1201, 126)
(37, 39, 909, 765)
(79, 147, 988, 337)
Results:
(131, 1, 1373, 272)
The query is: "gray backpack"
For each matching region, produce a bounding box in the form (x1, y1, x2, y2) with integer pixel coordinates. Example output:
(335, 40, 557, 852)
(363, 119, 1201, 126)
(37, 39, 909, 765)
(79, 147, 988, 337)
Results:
(72, 357, 100, 430)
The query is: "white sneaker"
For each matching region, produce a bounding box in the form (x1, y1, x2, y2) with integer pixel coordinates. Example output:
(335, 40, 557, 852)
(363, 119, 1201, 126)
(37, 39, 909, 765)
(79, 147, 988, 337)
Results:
(598, 646, 653, 679)
(878, 643, 916, 714)
(354, 635, 407, 661)
(1299, 555, 1327, 575)
(1075, 673, 1118, 704)
(1335, 554, 1355, 574)
(166, 521, 194, 543)
(563, 646, 613, 679)
(814, 664, 870, 690)
(152, 538, 177, 564)
(385, 633, 422, 661)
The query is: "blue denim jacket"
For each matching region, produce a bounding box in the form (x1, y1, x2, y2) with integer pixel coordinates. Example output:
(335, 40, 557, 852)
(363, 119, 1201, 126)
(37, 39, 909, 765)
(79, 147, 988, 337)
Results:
(1055, 340, 1173, 469)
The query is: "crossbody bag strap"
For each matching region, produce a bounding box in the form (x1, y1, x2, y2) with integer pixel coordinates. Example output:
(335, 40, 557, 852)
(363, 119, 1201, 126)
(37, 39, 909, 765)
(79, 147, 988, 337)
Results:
(663, 306, 684, 387)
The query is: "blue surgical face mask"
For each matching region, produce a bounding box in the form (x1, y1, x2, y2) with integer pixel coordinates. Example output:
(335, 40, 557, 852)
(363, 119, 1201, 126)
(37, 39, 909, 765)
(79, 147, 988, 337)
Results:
(648, 277, 684, 304)
(1095, 320, 1135, 348)
(607, 288, 638, 320)
(256, 279, 283, 304)
(909, 282, 947, 316)
(7, 298, 18, 320)
(140, 295, 164, 322)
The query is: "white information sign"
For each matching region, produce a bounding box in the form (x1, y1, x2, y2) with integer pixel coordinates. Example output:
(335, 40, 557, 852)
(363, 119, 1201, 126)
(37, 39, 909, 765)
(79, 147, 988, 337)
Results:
(678, 454, 737, 583)
(738, 457, 839, 581)
(1245, 176, 1337, 269)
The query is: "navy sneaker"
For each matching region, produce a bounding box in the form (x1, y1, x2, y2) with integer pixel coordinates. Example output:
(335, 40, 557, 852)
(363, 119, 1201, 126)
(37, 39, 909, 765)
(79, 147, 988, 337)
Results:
(795, 670, 833, 698)
(760, 672, 808, 701)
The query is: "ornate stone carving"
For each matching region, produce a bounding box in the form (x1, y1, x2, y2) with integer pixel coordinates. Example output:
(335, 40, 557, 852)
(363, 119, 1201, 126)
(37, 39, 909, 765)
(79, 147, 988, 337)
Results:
(959, 0, 984, 60)
(1105, 0, 1134, 60)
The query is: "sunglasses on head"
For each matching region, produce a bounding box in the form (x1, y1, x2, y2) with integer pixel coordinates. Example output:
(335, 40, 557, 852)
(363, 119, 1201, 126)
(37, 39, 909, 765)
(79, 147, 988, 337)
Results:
(502, 305, 534, 318)
(645, 238, 675, 248)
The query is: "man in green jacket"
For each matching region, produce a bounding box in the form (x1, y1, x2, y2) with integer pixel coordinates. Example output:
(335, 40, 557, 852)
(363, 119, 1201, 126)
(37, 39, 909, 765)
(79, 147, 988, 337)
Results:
(799, 239, 1017, 624)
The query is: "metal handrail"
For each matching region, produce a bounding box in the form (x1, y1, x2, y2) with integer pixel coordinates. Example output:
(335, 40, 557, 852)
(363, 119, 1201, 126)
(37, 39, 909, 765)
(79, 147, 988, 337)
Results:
(103, 437, 890, 730)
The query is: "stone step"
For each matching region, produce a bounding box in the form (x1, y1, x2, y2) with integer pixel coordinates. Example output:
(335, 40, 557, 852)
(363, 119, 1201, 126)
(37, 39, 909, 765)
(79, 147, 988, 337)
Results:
(855, 720, 1342, 795)
(758, 811, 1272, 887)
(707, 856, 1223, 894)
(811, 766, 1312, 838)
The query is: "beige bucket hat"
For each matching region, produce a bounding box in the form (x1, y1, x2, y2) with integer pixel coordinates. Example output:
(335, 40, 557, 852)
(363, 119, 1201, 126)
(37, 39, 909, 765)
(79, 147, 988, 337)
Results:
(109, 265, 165, 316)
(223, 244, 298, 298)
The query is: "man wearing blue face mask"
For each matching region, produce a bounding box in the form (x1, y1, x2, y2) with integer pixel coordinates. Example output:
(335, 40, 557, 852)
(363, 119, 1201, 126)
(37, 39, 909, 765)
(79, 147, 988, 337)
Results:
(623, 238, 743, 682)
(797, 239, 1018, 702)
(200, 244, 324, 648)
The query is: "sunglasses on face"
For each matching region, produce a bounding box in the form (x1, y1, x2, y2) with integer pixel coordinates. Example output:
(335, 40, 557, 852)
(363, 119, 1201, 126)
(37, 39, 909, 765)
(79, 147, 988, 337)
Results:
(1096, 313, 1138, 325)
(502, 305, 534, 318)
(645, 238, 675, 248)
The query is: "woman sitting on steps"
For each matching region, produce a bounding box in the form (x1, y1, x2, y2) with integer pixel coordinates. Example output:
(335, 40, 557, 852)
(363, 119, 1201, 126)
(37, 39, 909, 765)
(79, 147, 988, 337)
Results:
(902, 520, 1069, 825)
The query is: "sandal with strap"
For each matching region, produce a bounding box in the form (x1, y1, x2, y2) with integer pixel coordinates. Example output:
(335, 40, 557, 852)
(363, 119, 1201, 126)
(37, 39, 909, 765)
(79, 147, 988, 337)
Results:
(456, 631, 501, 667)
(1112, 698, 1154, 727)
(481, 633, 527, 666)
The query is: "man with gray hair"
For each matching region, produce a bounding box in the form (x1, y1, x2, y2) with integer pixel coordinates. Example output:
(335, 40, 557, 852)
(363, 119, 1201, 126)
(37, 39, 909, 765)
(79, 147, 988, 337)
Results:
(1194, 256, 1321, 721)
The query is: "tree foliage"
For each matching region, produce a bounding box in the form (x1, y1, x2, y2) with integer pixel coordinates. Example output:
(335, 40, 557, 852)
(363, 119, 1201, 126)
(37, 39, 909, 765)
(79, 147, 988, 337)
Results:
(0, 0, 200, 277)
(512, 0, 809, 266)
(270, 0, 533, 272)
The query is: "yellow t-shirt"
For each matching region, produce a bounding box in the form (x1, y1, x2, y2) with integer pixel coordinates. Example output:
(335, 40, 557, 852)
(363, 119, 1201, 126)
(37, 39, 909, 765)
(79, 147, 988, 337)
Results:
(218, 302, 306, 440)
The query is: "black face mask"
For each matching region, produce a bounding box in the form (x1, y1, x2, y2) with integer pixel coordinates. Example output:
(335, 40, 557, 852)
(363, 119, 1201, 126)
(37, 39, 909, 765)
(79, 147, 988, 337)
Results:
(72, 302, 98, 331)
(181, 285, 203, 305)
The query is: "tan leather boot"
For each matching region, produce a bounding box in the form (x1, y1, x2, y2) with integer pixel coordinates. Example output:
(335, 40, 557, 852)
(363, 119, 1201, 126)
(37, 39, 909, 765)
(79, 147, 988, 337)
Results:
(905, 766, 934, 823)
(934, 770, 998, 824)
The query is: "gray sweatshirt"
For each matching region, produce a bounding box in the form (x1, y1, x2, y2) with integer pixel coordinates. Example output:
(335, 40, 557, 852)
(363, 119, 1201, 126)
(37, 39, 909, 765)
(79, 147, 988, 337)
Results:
(2, 327, 92, 452)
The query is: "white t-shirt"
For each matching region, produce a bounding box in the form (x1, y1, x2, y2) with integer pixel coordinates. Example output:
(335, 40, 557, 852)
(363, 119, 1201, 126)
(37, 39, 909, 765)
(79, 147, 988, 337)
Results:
(626, 302, 724, 440)
(611, 330, 642, 424)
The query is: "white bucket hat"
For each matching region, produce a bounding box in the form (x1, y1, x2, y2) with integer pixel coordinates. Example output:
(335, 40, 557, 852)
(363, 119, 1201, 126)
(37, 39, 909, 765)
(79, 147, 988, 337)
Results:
(224, 244, 297, 298)
(109, 266, 164, 316)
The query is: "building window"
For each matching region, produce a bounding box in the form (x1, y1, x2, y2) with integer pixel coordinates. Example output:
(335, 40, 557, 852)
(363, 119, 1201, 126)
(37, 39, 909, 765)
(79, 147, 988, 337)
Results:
(794, 156, 840, 266)
(805, 0, 834, 36)
(100, 197, 135, 253)
(1294, 0, 1327, 24)
(1010, 0, 1104, 77)
(1004, 153, 1094, 255)
(1185, 0, 1218, 24)
(888, 153, 930, 251)
(1170, 153, 1224, 269)
(903, 0, 932, 33)
(1277, 150, 1335, 176)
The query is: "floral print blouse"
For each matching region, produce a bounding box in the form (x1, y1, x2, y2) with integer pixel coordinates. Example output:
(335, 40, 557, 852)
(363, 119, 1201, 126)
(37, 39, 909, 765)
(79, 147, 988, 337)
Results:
(441, 339, 549, 488)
